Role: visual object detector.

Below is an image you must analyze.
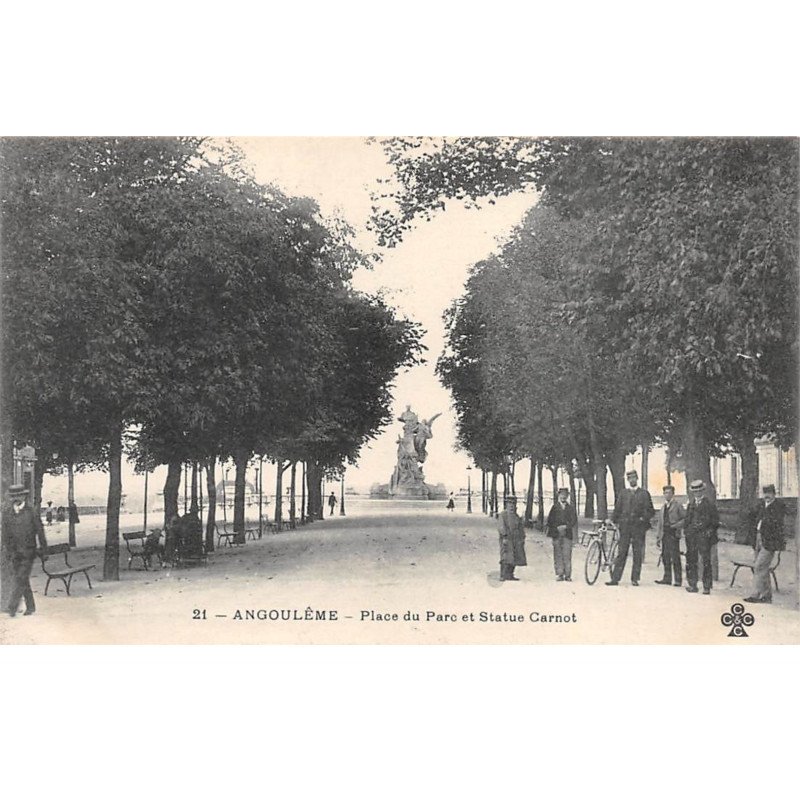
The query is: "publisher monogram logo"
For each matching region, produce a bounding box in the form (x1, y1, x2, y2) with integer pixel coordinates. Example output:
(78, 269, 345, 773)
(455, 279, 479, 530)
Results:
(721, 603, 755, 638)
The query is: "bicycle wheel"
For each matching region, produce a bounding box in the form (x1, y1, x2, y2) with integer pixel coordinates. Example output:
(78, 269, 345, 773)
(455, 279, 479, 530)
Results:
(585, 539, 602, 585)
(607, 541, 619, 573)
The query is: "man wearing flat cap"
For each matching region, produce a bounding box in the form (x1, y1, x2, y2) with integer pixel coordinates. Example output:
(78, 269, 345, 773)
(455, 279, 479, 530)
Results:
(606, 469, 654, 586)
(497, 495, 526, 581)
(2, 484, 48, 616)
(744, 484, 785, 603)
(684, 479, 719, 595)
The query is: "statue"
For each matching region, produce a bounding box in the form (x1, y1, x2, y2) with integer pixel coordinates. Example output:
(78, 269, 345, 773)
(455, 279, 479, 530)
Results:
(413, 413, 441, 463)
(388, 405, 440, 498)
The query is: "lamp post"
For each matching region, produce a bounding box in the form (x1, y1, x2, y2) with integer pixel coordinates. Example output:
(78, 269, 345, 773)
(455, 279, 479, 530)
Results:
(466, 465, 473, 513)
(257, 457, 263, 539)
(339, 471, 346, 516)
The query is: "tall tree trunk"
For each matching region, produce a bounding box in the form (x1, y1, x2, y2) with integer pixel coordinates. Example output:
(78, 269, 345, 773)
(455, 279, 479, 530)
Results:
(33, 461, 44, 510)
(509, 462, 516, 496)
(607, 446, 627, 506)
(583, 477, 595, 519)
(190, 461, 199, 514)
(289, 461, 297, 528)
(306, 461, 323, 521)
(679, 410, 716, 500)
(537, 462, 544, 528)
(641, 444, 650, 494)
(735, 434, 758, 545)
(274, 460, 284, 526)
(233, 448, 248, 535)
(300, 461, 306, 523)
(589, 427, 608, 519)
(0, 425, 14, 610)
(163, 459, 182, 528)
(501, 470, 508, 502)
(142, 470, 148, 534)
(204, 458, 216, 553)
(550, 465, 558, 498)
(524, 456, 535, 525)
(67, 462, 76, 547)
(490, 471, 498, 517)
(103, 424, 123, 581)
(568, 466, 577, 515)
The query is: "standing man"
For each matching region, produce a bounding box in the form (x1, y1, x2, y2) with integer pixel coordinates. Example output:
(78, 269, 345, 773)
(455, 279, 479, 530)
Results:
(606, 469, 654, 587)
(547, 487, 578, 581)
(655, 485, 685, 587)
(327, 491, 338, 516)
(744, 484, 785, 604)
(3, 484, 48, 617)
(497, 495, 526, 581)
(684, 479, 719, 595)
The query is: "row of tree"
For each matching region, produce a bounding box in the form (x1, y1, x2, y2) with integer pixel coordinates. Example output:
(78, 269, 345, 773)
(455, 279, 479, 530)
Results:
(1, 137, 422, 587)
(372, 137, 798, 534)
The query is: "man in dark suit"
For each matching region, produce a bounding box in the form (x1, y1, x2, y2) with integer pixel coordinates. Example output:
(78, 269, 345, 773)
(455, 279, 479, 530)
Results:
(684, 479, 719, 595)
(606, 469, 654, 586)
(655, 485, 685, 586)
(547, 487, 579, 581)
(744, 484, 785, 603)
(3, 484, 48, 616)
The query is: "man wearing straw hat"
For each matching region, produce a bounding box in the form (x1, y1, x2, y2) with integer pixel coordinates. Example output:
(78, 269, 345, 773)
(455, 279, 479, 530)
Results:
(684, 479, 719, 595)
(2, 483, 48, 616)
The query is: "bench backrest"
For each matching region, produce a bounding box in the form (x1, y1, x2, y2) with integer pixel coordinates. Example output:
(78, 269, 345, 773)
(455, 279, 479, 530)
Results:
(43, 543, 70, 556)
(123, 532, 146, 542)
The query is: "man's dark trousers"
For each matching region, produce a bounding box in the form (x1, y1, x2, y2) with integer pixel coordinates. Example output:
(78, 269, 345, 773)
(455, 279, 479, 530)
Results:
(7, 555, 36, 614)
(685, 532, 713, 591)
(610, 524, 645, 583)
(661, 531, 682, 585)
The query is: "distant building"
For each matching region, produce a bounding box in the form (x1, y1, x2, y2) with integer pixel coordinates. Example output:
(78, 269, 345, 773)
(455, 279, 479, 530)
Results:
(215, 480, 258, 506)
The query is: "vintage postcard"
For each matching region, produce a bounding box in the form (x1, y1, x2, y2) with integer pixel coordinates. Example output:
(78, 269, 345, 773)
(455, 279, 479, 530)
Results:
(1, 136, 798, 644)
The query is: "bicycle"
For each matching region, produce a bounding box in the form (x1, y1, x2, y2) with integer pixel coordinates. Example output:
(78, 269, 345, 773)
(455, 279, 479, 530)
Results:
(584, 519, 620, 585)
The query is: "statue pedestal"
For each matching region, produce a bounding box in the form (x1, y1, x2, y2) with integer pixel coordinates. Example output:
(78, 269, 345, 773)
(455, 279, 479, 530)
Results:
(391, 482, 431, 499)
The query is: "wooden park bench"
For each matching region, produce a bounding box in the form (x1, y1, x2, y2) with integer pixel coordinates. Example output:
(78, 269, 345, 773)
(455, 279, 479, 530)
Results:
(38, 543, 96, 596)
(730, 550, 782, 592)
(123, 530, 163, 570)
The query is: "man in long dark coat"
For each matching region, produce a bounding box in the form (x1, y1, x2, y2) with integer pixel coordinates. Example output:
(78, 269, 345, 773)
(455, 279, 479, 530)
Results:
(3, 484, 48, 616)
(606, 469, 654, 587)
(497, 495, 526, 581)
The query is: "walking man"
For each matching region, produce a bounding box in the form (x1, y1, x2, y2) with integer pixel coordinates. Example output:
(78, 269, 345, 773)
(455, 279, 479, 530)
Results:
(606, 469, 654, 587)
(744, 484, 785, 604)
(3, 484, 48, 617)
(684, 479, 719, 595)
(547, 487, 578, 581)
(497, 495, 526, 581)
(327, 492, 338, 516)
(655, 485, 685, 587)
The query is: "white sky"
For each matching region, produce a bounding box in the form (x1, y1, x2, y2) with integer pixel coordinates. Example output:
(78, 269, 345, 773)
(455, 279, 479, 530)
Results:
(43, 137, 538, 504)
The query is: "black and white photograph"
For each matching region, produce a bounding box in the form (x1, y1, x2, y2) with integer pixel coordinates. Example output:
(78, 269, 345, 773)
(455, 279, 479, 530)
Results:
(1, 135, 797, 644)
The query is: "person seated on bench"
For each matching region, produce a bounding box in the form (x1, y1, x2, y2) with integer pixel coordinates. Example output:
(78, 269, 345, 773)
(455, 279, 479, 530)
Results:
(744, 484, 785, 604)
(144, 529, 164, 562)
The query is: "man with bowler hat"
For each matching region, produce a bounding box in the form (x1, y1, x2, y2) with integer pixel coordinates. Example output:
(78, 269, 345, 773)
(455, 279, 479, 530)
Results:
(655, 485, 685, 587)
(497, 495, 526, 581)
(684, 479, 719, 595)
(3, 484, 47, 616)
(606, 469, 654, 586)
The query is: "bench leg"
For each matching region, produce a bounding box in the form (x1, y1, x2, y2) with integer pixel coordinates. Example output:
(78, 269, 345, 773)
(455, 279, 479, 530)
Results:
(730, 565, 742, 588)
(62, 576, 71, 596)
(771, 571, 779, 593)
(44, 577, 52, 596)
(85, 570, 93, 590)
